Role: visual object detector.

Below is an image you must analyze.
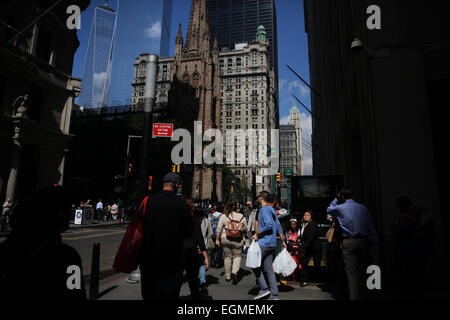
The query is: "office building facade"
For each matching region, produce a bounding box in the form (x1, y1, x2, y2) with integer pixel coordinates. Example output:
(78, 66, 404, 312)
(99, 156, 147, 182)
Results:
(207, 0, 279, 125)
(78, 3, 117, 108)
(131, 54, 173, 118)
(108, 0, 173, 107)
(279, 124, 298, 205)
(288, 101, 303, 175)
(304, 0, 448, 290)
(207, 0, 278, 71)
(219, 27, 276, 193)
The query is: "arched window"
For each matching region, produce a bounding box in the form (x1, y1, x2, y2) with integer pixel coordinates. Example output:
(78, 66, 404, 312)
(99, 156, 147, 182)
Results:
(227, 59, 233, 67)
(219, 60, 224, 68)
(163, 65, 168, 73)
(236, 58, 242, 67)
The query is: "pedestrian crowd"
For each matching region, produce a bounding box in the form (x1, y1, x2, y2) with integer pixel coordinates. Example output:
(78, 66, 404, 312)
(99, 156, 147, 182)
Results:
(137, 172, 335, 301)
(0, 172, 436, 301)
(74, 198, 125, 223)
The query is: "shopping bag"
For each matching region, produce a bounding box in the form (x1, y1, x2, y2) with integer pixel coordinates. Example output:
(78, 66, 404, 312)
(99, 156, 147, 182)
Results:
(272, 248, 297, 277)
(245, 240, 261, 269)
(325, 223, 335, 243)
(113, 196, 149, 273)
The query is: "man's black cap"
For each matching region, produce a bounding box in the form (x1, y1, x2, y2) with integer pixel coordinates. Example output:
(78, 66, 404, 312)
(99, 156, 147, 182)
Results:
(163, 172, 181, 183)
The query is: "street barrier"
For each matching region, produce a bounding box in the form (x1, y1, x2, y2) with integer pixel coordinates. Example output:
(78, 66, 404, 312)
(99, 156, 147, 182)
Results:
(82, 207, 95, 225)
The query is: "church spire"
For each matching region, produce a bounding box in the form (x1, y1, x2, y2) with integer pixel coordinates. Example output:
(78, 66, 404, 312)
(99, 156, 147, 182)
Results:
(185, 0, 209, 53)
(175, 23, 183, 56)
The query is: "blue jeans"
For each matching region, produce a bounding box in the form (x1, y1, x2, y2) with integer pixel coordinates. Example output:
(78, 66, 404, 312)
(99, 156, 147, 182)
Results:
(254, 246, 278, 298)
(199, 265, 206, 284)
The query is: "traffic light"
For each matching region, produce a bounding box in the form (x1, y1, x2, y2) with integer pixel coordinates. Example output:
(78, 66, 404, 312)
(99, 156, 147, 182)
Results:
(128, 163, 133, 174)
(276, 172, 281, 182)
(172, 165, 176, 173)
(176, 164, 180, 173)
(231, 186, 234, 193)
(148, 176, 153, 191)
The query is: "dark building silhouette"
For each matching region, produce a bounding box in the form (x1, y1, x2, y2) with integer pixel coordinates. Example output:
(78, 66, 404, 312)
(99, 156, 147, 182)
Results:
(304, 0, 449, 294)
(0, 0, 90, 202)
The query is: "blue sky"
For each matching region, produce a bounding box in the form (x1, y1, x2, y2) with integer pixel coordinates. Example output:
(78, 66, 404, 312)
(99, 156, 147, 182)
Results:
(72, 0, 312, 173)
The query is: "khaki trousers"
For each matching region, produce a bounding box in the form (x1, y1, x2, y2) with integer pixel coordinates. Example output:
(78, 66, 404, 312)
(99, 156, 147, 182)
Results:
(221, 237, 244, 279)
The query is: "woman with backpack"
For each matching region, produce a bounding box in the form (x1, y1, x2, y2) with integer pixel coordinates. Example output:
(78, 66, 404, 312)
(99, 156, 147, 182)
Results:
(215, 201, 248, 284)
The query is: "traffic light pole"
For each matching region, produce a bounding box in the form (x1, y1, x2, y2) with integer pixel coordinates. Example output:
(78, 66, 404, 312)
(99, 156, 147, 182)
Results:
(139, 54, 158, 201)
(124, 135, 142, 201)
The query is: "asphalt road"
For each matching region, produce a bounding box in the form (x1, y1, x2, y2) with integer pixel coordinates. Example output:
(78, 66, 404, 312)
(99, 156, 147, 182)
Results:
(61, 225, 127, 280)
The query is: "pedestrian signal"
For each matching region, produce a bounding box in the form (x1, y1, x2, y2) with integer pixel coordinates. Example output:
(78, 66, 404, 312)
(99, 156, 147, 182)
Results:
(148, 176, 153, 191)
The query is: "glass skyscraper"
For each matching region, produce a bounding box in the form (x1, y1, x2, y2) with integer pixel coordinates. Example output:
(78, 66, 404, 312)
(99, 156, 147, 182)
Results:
(206, 0, 278, 72)
(108, 0, 173, 106)
(78, 3, 117, 108)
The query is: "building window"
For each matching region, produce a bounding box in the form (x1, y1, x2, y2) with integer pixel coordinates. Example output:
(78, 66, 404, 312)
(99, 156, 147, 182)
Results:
(35, 28, 54, 64)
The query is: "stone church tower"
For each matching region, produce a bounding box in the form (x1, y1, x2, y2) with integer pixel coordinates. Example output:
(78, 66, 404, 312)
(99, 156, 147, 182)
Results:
(168, 0, 222, 201)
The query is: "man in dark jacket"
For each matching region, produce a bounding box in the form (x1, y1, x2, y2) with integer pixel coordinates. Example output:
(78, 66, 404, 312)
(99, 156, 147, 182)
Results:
(140, 173, 195, 300)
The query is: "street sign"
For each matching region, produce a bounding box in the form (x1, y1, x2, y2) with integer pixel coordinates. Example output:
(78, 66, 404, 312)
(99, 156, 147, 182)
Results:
(74, 209, 82, 225)
(152, 123, 173, 137)
(256, 175, 263, 184)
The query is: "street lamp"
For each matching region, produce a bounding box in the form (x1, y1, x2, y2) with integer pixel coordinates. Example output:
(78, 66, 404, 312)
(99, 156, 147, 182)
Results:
(139, 54, 158, 200)
(284, 168, 293, 213)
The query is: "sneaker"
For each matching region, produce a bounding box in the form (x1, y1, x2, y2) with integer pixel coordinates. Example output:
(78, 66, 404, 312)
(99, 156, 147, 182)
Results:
(200, 283, 207, 291)
(268, 296, 280, 300)
(254, 289, 270, 300)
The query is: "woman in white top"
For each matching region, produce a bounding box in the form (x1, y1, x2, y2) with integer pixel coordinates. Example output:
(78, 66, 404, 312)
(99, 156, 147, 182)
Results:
(215, 201, 248, 284)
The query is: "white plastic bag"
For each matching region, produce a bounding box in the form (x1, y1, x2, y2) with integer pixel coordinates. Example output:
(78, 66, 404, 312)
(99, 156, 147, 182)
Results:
(272, 249, 297, 277)
(245, 240, 261, 269)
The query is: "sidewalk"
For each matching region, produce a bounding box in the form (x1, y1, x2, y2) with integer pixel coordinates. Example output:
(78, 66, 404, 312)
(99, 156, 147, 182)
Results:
(92, 259, 336, 301)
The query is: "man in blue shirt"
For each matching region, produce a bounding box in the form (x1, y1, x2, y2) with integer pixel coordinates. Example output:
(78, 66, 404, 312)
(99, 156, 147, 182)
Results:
(252, 191, 282, 300)
(327, 187, 379, 300)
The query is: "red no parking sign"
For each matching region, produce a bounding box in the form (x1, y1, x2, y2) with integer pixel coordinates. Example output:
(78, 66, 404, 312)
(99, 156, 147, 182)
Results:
(152, 123, 173, 137)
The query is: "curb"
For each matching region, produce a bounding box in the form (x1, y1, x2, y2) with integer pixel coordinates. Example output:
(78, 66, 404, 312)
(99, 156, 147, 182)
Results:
(0, 221, 131, 238)
(69, 220, 130, 230)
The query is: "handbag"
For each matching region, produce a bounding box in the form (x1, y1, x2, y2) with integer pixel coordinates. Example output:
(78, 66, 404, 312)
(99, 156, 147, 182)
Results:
(325, 222, 335, 243)
(206, 235, 215, 250)
(113, 196, 149, 273)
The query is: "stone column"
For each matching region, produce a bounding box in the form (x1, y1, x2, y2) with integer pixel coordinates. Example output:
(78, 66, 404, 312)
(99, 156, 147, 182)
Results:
(6, 125, 22, 201)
